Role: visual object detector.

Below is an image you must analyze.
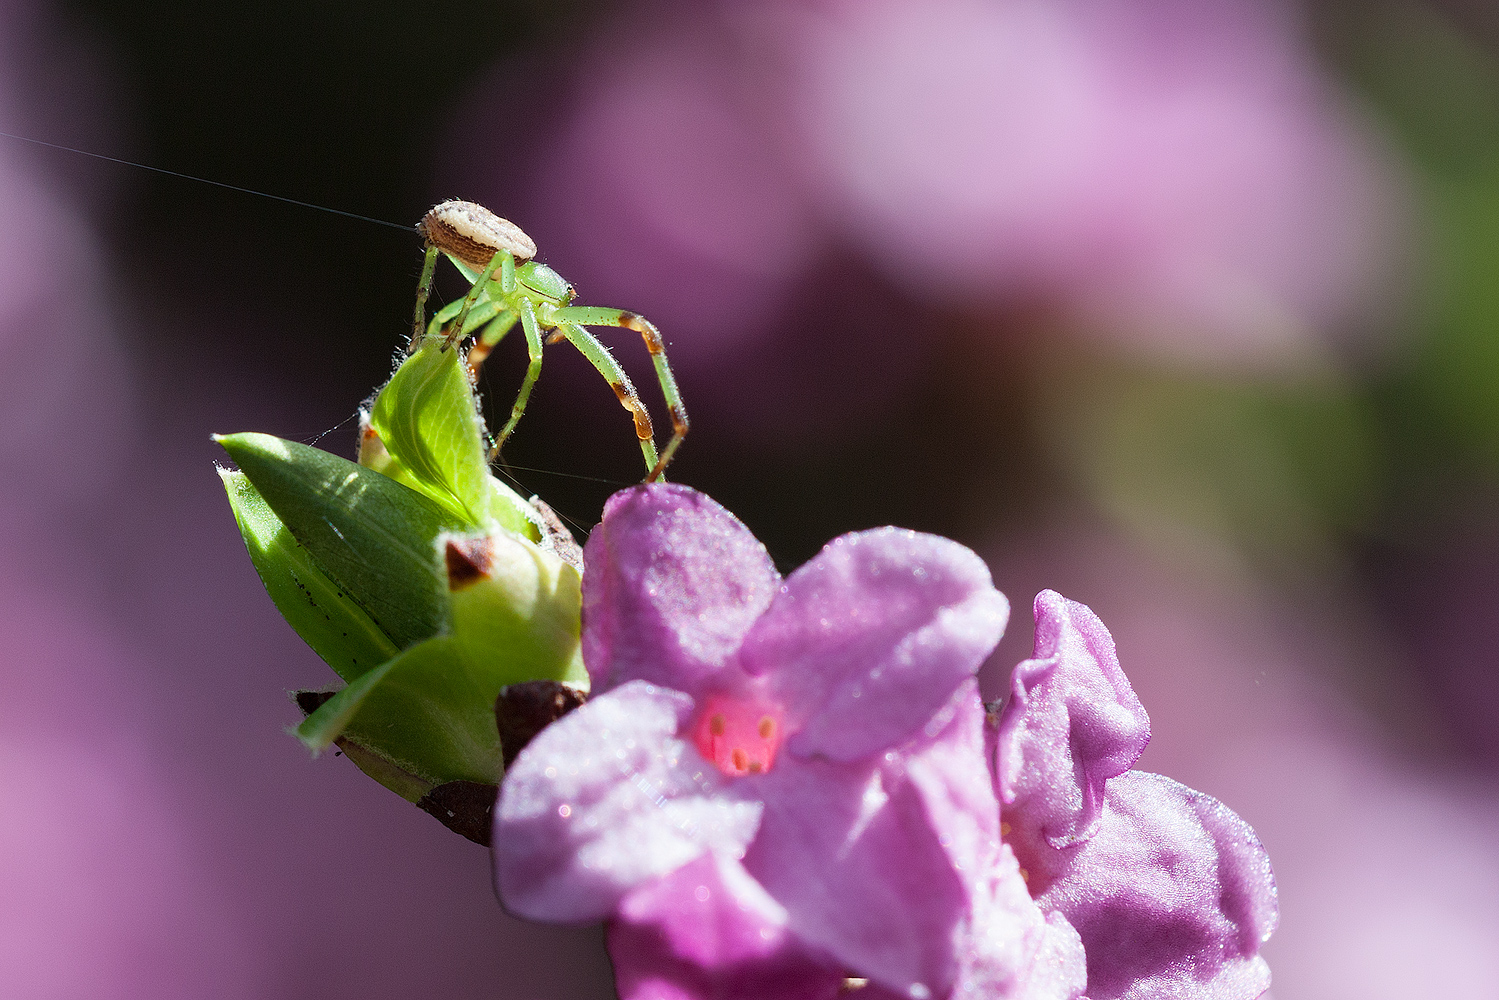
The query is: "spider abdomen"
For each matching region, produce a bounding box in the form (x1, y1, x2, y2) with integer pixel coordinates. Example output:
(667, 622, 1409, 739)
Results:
(420, 200, 537, 269)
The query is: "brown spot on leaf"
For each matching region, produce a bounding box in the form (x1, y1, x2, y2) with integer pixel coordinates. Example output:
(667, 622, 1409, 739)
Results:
(444, 536, 494, 590)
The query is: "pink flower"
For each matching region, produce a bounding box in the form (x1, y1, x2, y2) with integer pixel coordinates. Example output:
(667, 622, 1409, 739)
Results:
(493, 484, 1072, 998)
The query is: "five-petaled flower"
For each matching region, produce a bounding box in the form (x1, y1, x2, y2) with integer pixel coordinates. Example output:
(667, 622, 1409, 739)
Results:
(492, 485, 1277, 1000)
(492, 483, 1048, 998)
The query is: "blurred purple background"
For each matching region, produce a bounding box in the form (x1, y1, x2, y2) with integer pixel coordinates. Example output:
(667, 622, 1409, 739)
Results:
(2, 0, 1496, 996)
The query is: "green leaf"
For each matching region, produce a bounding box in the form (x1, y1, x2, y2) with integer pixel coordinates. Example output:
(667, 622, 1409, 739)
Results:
(295, 530, 588, 790)
(219, 469, 399, 680)
(215, 432, 460, 649)
(338, 735, 436, 803)
(356, 408, 432, 498)
(369, 342, 536, 537)
(292, 690, 435, 802)
(296, 636, 504, 787)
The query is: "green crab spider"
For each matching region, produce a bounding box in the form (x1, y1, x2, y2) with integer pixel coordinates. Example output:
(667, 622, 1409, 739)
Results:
(410, 200, 688, 483)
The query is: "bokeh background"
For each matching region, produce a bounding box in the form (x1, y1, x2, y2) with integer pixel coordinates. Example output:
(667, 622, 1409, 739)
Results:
(2, 0, 1497, 996)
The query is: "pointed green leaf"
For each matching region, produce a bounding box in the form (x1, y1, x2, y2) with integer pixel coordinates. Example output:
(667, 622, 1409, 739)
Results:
(368, 343, 488, 524)
(336, 736, 436, 803)
(220, 469, 399, 680)
(369, 342, 536, 537)
(297, 636, 504, 787)
(355, 407, 431, 498)
(215, 432, 459, 649)
(293, 690, 434, 803)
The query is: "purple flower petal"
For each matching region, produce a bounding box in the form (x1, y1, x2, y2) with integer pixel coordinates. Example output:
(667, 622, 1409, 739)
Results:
(997, 590, 1150, 847)
(494, 681, 763, 922)
(959, 852, 1088, 1000)
(902, 681, 1004, 868)
(583, 484, 779, 693)
(608, 853, 847, 1000)
(744, 684, 1001, 998)
(904, 682, 1088, 1000)
(742, 527, 1009, 761)
(1013, 771, 1278, 1000)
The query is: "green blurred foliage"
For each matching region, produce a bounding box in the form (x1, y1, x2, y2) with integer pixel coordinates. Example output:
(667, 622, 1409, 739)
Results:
(1041, 2, 1499, 574)
(1035, 360, 1378, 575)
(1330, 2, 1499, 530)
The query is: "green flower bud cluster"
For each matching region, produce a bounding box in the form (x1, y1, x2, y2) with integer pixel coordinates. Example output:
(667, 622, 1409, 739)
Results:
(216, 342, 587, 840)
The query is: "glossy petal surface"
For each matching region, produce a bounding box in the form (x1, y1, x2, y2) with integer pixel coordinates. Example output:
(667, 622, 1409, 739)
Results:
(997, 590, 1150, 847)
(906, 684, 1089, 1000)
(499, 484, 1016, 997)
(495, 681, 763, 922)
(609, 853, 845, 1000)
(743, 528, 1011, 761)
(582, 485, 778, 693)
(745, 754, 964, 995)
(1015, 772, 1277, 1000)
(996, 593, 1277, 1000)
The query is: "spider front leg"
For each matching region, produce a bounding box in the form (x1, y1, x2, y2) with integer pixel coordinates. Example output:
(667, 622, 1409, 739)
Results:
(445, 251, 508, 350)
(427, 295, 505, 346)
(553, 306, 688, 481)
(410, 245, 440, 351)
(548, 320, 661, 478)
(487, 298, 545, 462)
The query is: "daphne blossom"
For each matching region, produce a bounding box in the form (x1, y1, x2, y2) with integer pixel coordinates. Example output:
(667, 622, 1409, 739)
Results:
(492, 484, 1083, 998)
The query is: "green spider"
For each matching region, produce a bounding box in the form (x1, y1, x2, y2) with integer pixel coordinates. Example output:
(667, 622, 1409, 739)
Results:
(410, 200, 688, 482)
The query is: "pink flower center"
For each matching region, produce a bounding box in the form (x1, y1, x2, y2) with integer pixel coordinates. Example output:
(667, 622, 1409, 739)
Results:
(689, 693, 786, 777)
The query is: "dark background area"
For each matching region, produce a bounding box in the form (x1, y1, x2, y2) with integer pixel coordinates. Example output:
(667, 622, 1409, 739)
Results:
(49, 0, 1053, 566)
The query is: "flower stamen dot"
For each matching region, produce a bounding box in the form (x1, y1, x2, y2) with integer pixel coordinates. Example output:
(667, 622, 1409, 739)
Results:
(690, 694, 786, 777)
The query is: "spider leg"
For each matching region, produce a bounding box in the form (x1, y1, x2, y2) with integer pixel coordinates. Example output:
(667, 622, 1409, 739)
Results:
(550, 320, 660, 477)
(554, 306, 688, 481)
(428, 296, 503, 345)
(466, 308, 520, 378)
(444, 251, 509, 350)
(410, 245, 440, 351)
(500, 250, 517, 295)
(488, 299, 545, 462)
